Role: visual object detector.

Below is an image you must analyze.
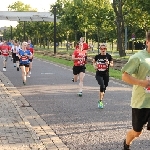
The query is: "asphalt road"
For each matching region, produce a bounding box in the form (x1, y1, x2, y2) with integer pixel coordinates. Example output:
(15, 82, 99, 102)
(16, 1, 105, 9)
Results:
(1, 56, 150, 150)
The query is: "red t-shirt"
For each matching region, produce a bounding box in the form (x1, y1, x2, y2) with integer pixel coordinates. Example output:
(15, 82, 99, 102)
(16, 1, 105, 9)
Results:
(83, 43, 88, 51)
(0, 45, 11, 56)
(28, 47, 34, 59)
(73, 49, 87, 66)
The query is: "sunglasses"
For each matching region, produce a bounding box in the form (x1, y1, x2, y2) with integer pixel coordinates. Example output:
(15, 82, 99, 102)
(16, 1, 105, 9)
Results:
(100, 48, 107, 50)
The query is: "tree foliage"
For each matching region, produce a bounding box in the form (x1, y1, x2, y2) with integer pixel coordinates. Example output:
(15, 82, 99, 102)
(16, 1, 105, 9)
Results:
(2, 0, 150, 56)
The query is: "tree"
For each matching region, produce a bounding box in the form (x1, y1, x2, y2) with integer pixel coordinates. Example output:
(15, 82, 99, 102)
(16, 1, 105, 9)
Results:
(8, 1, 37, 11)
(112, 0, 126, 56)
(6, 1, 39, 42)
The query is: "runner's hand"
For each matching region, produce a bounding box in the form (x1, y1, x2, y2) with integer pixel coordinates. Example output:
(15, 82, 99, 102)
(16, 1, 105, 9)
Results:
(140, 80, 150, 88)
(105, 59, 109, 65)
(94, 65, 98, 70)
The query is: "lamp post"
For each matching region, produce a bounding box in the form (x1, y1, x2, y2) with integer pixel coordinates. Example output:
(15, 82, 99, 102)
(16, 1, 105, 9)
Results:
(54, 5, 57, 54)
(66, 31, 69, 51)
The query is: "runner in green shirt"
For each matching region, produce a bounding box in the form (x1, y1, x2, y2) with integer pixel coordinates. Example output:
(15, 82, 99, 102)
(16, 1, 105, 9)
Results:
(121, 32, 150, 150)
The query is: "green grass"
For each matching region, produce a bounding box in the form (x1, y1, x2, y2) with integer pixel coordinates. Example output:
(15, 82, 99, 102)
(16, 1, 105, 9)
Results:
(35, 53, 122, 80)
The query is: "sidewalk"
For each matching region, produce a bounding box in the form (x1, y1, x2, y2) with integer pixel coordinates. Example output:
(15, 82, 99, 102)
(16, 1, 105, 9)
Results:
(0, 71, 69, 150)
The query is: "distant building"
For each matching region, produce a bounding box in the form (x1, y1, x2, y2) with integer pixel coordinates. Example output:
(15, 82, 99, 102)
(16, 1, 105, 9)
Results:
(0, 27, 8, 31)
(0, 27, 9, 41)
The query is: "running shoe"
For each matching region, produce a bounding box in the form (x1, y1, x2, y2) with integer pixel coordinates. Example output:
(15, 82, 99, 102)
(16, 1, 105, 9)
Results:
(27, 74, 30, 77)
(3, 68, 6, 72)
(123, 140, 130, 150)
(17, 67, 19, 71)
(72, 78, 74, 82)
(98, 101, 100, 108)
(78, 92, 82, 97)
(98, 100, 104, 109)
(23, 81, 26, 85)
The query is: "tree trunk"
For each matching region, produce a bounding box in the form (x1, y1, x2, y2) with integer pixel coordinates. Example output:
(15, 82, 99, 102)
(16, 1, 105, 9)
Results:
(113, 0, 126, 57)
(97, 28, 100, 54)
(112, 40, 113, 52)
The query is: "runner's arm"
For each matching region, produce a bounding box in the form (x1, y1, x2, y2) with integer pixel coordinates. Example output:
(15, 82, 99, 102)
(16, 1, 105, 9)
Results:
(109, 60, 113, 67)
(92, 59, 98, 70)
(72, 54, 83, 61)
(122, 72, 150, 88)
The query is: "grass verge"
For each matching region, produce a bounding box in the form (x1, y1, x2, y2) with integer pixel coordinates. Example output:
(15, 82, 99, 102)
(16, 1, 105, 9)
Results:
(34, 53, 122, 80)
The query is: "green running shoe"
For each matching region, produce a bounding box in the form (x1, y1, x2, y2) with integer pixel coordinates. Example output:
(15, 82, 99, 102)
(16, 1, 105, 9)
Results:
(78, 92, 82, 97)
(98, 101, 103, 109)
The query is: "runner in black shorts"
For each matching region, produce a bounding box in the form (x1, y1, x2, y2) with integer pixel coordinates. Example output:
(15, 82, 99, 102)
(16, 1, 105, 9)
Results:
(93, 44, 113, 109)
(18, 42, 32, 85)
(72, 41, 87, 97)
(121, 31, 150, 150)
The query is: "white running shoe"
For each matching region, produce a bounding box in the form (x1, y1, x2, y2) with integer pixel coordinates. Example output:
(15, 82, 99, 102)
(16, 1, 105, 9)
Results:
(27, 74, 30, 77)
(3, 68, 6, 71)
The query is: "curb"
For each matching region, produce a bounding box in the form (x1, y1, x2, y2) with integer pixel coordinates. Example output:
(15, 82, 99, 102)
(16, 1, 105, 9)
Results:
(0, 71, 69, 150)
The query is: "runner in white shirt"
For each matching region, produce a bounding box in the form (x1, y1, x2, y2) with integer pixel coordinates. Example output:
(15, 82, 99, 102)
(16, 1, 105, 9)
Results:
(15, 42, 21, 71)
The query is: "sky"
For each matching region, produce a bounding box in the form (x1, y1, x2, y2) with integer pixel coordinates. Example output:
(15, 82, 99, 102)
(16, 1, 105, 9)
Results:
(0, 0, 57, 27)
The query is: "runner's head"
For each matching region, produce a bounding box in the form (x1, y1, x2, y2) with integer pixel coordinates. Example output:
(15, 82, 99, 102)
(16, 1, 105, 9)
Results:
(80, 37, 84, 43)
(22, 42, 28, 50)
(99, 44, 107, 55)
(27, 43, 31, 49)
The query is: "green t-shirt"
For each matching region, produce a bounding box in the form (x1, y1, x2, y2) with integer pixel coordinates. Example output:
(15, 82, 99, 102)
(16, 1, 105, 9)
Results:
(121, 49, 150, 108)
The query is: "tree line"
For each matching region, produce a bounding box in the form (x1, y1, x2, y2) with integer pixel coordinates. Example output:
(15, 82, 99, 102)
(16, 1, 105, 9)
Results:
(1, 0, 150, 56)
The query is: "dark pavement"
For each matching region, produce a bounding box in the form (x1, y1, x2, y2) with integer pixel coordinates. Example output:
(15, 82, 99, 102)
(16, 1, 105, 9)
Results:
(1, 56, 150, 150)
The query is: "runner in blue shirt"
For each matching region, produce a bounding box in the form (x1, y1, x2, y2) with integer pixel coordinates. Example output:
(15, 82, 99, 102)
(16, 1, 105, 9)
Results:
(18, 42, 32, 85)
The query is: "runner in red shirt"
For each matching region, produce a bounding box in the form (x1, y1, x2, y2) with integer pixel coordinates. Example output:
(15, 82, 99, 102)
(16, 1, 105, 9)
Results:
(27, 43, 34, 77)
(72, 41, 87, 97)
(0, 41, 11, 71)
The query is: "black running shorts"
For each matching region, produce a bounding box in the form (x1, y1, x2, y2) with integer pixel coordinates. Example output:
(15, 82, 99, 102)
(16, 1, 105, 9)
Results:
(19, 63, 29, 67)
(73, 65, 86, 75)
(132, 108, 150, 132)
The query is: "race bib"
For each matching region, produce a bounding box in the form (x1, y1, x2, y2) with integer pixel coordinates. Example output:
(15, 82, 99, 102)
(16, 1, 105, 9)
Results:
(145, 76, 150, 93)
(21, 56, 28, 61)
(97, 63, 107, 71)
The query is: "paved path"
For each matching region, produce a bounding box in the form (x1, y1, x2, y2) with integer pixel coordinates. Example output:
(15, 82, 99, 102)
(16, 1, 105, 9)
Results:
(0, 57, 149, 150)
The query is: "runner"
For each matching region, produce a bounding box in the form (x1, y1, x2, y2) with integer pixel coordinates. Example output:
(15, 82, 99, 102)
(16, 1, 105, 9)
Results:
(0, 41, 11, 71)
(16, 41, 21, 71)
(121, 31, 150, 150)
(11, 40, 17, 67)
(27, 43, 34, 77)
(28, 39, 34, 48)
(18, 42, 32, 85)
(93, 44, 113, 109)
(72, 41, 87, 97)
(72, 37, 88, 82)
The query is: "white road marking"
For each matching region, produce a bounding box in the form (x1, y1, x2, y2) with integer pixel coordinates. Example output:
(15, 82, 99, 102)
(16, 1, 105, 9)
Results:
(41, 73, 54, 74)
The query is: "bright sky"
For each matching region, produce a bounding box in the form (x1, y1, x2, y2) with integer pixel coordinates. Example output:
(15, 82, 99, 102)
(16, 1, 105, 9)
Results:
(0, 0, 57, 27)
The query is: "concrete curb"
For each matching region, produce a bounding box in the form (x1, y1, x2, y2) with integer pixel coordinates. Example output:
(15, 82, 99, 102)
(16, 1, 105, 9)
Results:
(0, 71, 69, 150)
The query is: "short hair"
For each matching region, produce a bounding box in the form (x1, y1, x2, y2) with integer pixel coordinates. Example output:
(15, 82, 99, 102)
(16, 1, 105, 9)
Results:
(99, 43, 107, 48)
(146, 31, 150, 41)
(22, 42, 27, 46)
